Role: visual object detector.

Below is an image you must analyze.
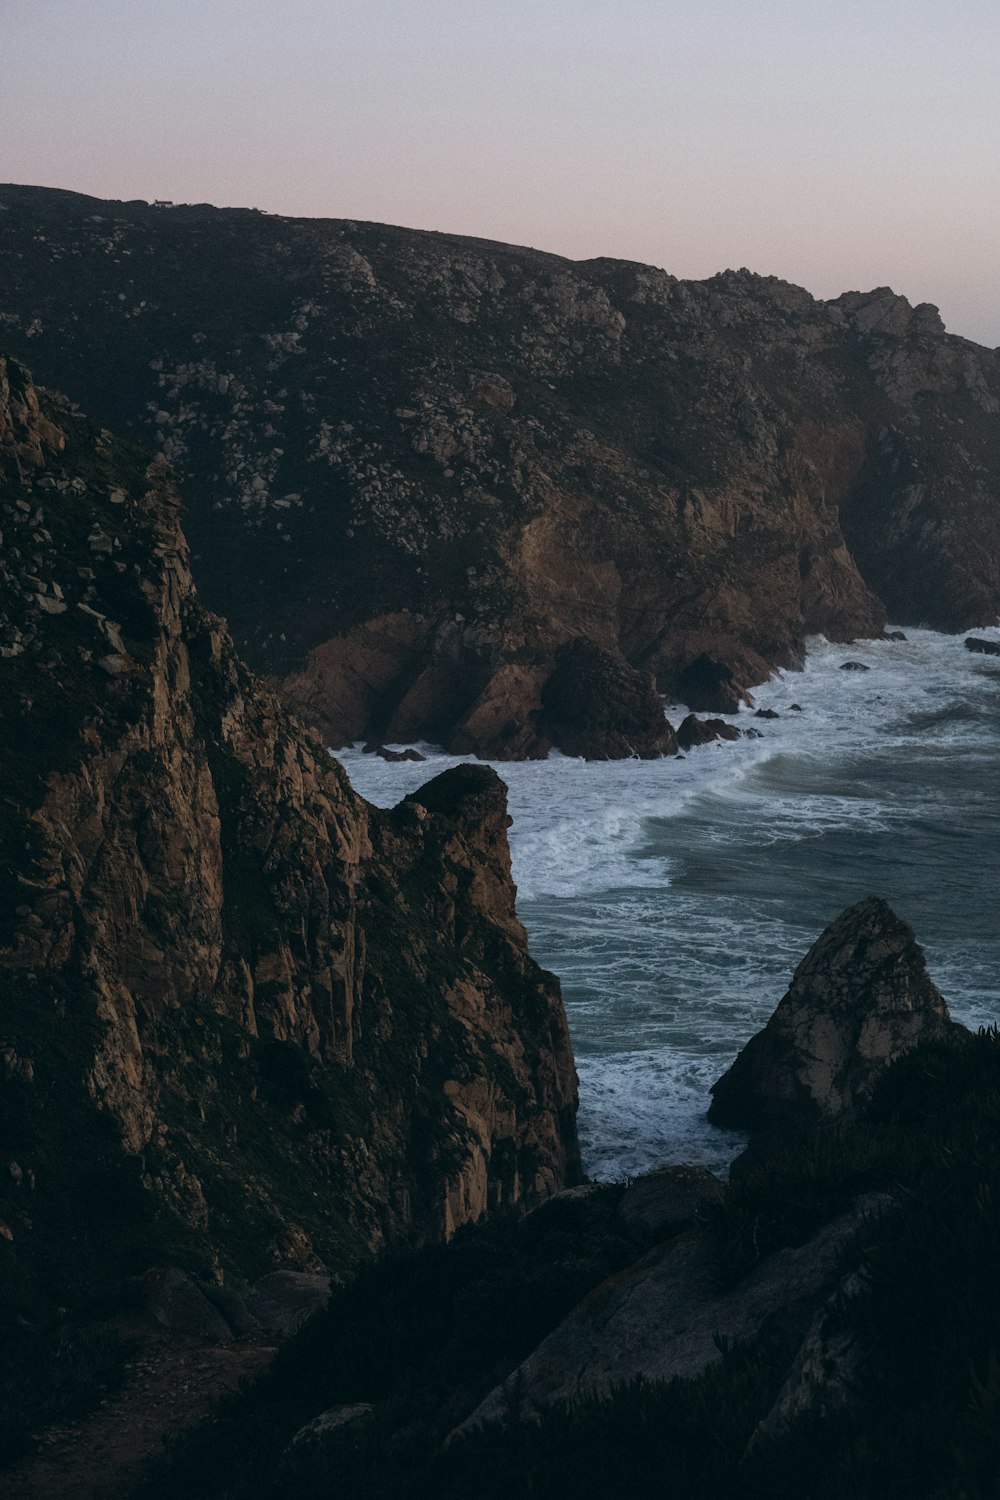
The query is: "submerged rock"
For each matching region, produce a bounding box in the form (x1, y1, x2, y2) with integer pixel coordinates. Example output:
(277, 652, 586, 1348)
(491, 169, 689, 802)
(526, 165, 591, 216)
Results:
(965, 636, 1000, 656)
(708, 896, 958, 1135)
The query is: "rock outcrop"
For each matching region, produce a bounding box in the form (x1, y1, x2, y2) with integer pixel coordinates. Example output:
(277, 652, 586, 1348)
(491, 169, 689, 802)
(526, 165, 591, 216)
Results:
(1, 187, 998, 755)
(676, 714, 741, 750)
(0, 356, 581, 1322)
(708, 896, 958, 1135)
(455, 1193, 888, 1434)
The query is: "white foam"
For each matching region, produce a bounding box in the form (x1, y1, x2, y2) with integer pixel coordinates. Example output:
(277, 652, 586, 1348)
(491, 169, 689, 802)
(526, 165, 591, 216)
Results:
(338, 627, 1000, 1180)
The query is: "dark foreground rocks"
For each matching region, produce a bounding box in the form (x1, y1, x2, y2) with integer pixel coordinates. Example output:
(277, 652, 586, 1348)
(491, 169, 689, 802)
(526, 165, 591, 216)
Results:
(454, 1193, 890, 1435)
(965, 635, 1000, 656)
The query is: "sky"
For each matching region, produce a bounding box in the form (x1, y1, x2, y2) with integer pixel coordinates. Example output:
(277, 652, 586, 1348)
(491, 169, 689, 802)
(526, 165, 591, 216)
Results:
(3, 0, 999, 345)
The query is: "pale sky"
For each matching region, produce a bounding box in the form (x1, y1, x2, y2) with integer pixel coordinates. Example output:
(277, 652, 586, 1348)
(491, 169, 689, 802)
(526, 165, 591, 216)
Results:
(3, 0, 999, 344)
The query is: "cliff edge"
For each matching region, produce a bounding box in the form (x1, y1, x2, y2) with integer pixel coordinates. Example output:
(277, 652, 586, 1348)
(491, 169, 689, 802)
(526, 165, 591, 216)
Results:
(1, 187, 998, 756)
(0, 355, 581, 1325)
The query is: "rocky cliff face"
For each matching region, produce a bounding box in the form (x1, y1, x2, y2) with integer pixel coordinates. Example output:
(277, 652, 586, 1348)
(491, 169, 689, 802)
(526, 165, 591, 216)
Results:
(0, 356, 580, 1320)
(708, 895, 958, 1135)
(1, 186, 998, 756)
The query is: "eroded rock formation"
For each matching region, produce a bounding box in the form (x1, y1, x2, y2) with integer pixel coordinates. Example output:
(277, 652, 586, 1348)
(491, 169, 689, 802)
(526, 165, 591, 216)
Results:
(0, 356, 580, 1318)
(1, 187, 998, 756)
(708, 896, 958, 1134)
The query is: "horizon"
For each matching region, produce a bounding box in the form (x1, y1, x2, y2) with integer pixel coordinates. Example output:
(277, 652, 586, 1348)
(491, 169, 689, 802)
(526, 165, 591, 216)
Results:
(3, 1, 998, 347)
(4, 176, 992, 350)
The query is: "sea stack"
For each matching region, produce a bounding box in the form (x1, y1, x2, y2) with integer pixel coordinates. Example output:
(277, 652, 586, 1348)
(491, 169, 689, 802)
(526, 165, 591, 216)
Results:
(708, 896, 959, 1135)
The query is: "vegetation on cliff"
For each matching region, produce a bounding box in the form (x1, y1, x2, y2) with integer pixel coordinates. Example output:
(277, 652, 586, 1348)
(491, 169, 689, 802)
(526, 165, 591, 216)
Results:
(1, 185, 998, 756)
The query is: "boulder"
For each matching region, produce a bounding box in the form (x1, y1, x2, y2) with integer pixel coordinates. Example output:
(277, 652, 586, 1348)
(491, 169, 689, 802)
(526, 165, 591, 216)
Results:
(539, 638, 678, 759)
(674, 656, 755, 714)
(839, 660, 870, 671)
(618, 1165, 725, 1237)
(290, 1404, 374, 1447)
(965, 636, 1000, 656)
(373, 745, 427, 762)
(753, 708, 780, 719)
(884, 630, 907, 642)
(246, 1271, 332, 1339)
(140, 1268, 234, 1343)
(452, 1194, 889, 1435)
(676, 714, 741, 750)
(708, 897, 958, 1135)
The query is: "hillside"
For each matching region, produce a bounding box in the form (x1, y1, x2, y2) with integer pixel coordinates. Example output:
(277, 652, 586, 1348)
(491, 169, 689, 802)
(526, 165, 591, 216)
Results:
(2, 184, 998, 755)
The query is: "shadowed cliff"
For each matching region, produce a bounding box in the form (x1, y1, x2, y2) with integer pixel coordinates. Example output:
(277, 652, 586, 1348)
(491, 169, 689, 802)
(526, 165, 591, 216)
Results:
(1, 185, 998, 756)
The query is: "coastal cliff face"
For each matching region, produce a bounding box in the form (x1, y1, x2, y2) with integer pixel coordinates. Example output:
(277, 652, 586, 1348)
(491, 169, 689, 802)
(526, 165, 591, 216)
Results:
(1, 187, 998, 756)
(0, 356, 580, 1316)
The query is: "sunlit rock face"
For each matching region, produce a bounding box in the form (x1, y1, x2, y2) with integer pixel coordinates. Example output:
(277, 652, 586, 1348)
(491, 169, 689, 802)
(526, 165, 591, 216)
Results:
(0, 356, 581, 1315)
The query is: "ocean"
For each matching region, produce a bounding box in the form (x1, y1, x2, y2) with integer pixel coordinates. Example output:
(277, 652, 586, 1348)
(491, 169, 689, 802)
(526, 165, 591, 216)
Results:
(337, 627, 1000, 1181)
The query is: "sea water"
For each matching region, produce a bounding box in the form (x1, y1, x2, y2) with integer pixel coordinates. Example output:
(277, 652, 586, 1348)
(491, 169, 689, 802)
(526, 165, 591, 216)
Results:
(337, 628, 1000, 1181)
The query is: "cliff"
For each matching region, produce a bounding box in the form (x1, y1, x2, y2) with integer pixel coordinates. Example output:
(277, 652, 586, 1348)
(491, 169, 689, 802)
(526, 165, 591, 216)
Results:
(1, 186, 998, 756)
(0, 354, 580, 1325)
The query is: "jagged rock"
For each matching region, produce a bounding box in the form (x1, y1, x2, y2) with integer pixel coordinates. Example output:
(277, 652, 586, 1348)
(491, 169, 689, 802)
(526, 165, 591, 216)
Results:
(839, 660, 870, 671)
(708, 897, 958, 1135)
(617, 1165, 725, 1237)
(453, 1194, 889, 1435)
(965, 636, 1000, 656)
(676, 714, 741, 750)
(539, 639, 678, 759)
(0, 358, 582, 1319)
